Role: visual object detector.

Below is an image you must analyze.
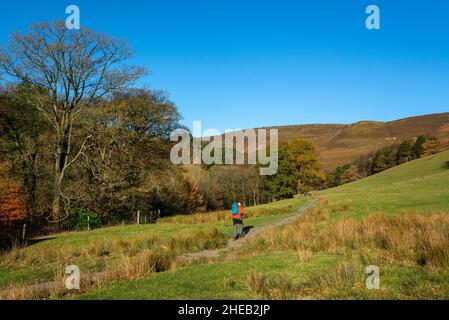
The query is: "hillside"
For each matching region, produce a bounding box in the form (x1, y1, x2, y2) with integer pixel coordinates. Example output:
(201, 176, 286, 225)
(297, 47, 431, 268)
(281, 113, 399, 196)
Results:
(72, 150, 449, 299)
(1, 150, 448, 299)
(317, 148, 449, 215)
(273, 112, 449, 170)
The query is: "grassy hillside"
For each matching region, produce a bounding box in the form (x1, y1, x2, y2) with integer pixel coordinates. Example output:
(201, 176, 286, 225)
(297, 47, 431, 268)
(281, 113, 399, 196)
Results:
(72, 150, 449, 300)
(317, 148, 449, 216)
(274, 112, 449, 169)
(1, 150, 448, 299)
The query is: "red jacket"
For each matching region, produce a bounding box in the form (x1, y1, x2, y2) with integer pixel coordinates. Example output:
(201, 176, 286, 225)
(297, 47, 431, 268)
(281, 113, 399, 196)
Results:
(238, 206, 244, 218)
(231, 206, 244, 219)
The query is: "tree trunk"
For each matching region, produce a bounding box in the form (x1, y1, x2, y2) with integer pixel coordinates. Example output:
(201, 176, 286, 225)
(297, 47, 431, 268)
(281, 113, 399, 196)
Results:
(253, 189, 256, 207)
(52, 144, 63, 222)
(52, 121, 71, 222)
(27, 152, 38, 224)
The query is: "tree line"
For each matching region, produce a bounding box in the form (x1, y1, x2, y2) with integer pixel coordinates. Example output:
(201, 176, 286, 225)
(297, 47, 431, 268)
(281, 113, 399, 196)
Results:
(0, 21, 216, 228)
(327, 135, 441, 187)
(0, 21, 324, 230)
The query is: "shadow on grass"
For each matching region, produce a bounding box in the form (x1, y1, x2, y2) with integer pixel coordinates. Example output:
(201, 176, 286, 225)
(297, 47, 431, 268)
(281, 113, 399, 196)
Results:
(27, 237, 57, 247)
(242, 225, 254, 235)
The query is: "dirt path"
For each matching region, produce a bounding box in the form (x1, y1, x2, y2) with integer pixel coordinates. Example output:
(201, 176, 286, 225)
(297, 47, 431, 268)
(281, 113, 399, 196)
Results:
(178, 199, 316, 262)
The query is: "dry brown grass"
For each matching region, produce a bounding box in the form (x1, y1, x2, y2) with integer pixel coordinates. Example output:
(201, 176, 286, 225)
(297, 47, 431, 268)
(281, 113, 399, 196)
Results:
(297, 260, 373, 300)
(319, 213, 449, 269)
(241, 204, 449, 299)
(0, 227, 227, 300)
(0, 250, 176, 300)
(0, 284, 52, 300)
(0, 269, 69, 300)
(167, 228, 226, 252)
(297, 249, 313, 264)
(244, 208, 449, 269)
(158, 203, 295, 225)
(0, 228, 224, 267)
(104, 250, 175, 281)
(247, 270, 298, 300)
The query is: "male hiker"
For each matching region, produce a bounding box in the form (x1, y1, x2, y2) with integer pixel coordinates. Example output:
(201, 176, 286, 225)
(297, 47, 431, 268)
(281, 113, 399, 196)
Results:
(238, 202, 245, 234)
(231, 201, 243, 240)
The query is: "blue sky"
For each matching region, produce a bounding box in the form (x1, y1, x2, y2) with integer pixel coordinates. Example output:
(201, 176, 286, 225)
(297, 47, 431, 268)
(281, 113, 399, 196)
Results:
(1, 0, 449, 132)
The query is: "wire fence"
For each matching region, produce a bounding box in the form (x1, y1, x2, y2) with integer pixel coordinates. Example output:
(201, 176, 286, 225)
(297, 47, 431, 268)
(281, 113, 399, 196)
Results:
(0, 209, 161, 249)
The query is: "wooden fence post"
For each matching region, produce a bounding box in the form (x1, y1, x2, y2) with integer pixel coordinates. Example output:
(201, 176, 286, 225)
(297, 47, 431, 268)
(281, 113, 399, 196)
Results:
(137, 210, 140, 225)
(87, 216, 90, 231)
(22, 223, 26, 241)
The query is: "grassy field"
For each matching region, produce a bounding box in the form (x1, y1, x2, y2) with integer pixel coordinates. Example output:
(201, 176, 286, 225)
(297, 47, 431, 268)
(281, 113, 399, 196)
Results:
(77, 252, 338, 300)
(1, 150, 449, 299)
(70, 150, 449, 300)
(0, 197, 307, 297)
(318, 148, 449, 218)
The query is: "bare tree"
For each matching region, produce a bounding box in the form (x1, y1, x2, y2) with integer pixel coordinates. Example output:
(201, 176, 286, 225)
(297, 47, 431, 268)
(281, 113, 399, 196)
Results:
(0, 21, 146, 222)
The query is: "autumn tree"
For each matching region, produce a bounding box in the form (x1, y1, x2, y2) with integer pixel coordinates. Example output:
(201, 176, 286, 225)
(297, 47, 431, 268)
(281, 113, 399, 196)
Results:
(285, 139, 325, 193)
(66, 88, 182, 221)
(208, 165, 265, 208)
(0, 21, 145, 222)
(0, 180, 27, 223)
(341, 165, 363, 184)
(422, 137, 440, 157)
(264, 147, 297, 201)
(0, 84, 51, 221)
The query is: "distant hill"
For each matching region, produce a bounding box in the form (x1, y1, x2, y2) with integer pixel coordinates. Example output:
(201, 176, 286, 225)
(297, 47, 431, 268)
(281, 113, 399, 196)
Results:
(272, 112, 449, 170)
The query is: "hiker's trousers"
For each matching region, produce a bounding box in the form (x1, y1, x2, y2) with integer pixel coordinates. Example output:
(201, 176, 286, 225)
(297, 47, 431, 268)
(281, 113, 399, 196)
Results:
(233, 219, 243, 238)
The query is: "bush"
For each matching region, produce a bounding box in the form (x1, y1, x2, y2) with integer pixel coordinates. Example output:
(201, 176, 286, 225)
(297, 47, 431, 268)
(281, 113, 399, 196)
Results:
(69, 209, 102, 231)
(247, 270, 298, 299)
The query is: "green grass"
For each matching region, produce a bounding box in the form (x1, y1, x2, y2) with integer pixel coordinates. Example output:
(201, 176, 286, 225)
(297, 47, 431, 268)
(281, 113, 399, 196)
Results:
(0, 265, 53, 289)
(68, 150, 449, 300)
(72, 252, 338, 300)
(316, 149, 449, 219)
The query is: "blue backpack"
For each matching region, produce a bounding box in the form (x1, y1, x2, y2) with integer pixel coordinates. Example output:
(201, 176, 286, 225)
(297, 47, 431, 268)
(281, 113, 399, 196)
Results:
(231, 202, 239, 215)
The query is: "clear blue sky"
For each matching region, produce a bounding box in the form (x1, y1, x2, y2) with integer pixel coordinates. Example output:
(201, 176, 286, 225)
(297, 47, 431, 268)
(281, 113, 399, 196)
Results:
(1, 0, 449, 132)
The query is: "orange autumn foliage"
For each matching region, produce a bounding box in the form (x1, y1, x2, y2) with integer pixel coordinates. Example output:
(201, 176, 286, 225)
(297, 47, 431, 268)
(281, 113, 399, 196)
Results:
(0, 180, 27, 223)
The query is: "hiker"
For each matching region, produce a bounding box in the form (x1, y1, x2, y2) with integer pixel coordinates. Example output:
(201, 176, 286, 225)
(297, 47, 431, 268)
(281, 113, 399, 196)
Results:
(238, 202, 245, 235)
(231, 201, 243, 240)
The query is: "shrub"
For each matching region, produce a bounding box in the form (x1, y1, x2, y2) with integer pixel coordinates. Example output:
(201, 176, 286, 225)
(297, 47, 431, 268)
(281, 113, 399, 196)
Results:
(69, 209, 102, 231)
(247, 270, 298, 299)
